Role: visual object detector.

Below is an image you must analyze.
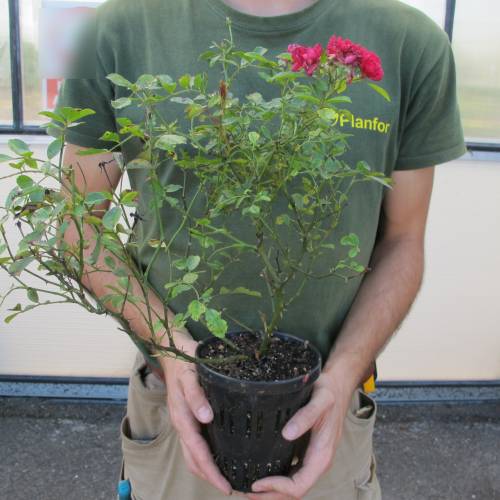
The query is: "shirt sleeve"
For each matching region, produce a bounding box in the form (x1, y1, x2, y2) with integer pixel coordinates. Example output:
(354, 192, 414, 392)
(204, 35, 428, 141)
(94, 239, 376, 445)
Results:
(395, 27, 467, 170)
(49, 10, 118, 150)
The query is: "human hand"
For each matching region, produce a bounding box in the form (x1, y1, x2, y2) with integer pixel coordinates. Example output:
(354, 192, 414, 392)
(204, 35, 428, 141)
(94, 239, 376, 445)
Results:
(161, 338, 232, 496)
(246, 372, 353, 500)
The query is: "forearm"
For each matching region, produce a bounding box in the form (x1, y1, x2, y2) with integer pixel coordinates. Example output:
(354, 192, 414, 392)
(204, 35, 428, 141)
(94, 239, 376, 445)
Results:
(64, 219, 193, 355)
(324, 235, 425, 391)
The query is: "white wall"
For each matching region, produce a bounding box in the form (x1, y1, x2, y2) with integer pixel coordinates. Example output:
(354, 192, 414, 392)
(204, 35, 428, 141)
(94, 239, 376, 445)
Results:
(0, 139, 499, 380)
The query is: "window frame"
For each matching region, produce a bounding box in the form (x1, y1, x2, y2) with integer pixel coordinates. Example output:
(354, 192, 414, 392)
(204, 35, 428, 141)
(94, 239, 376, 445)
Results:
(1, 0, 499, 151)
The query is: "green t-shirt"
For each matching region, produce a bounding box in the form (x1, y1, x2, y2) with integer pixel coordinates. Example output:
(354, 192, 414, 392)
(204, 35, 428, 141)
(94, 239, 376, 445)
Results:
(54, 0, 466, 363)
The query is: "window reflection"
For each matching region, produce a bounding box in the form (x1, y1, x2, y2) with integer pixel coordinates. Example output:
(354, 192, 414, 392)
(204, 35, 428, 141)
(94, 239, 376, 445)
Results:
(453, 0, 500, 142)
(401, 0, 446, 27)
(0, 0, 13, 125)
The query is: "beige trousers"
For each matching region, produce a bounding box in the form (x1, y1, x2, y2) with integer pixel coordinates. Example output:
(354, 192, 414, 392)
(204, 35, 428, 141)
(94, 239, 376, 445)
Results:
(119, 351, 382, 500)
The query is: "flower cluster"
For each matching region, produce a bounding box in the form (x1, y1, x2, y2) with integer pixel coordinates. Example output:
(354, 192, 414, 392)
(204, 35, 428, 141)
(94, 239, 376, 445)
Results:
(287, 43, 323, 76)
(327, 35, 384, 81)
(287, 35, 384, 81)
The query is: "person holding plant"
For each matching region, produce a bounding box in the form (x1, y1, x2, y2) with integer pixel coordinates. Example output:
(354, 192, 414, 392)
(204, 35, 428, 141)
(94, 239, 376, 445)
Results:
(45, 0, 466, 498)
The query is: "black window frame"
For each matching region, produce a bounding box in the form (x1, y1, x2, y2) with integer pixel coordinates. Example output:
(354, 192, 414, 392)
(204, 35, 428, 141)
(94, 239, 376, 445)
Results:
(1, 0, 499, 151)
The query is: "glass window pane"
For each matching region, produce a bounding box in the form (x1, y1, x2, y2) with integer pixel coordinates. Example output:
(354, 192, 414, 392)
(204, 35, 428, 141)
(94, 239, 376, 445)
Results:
(20, 0, 102, 125)
(401, 0, 446, 28)
(20, 0, 42, 124)
(453, 0, 500, 142)
(0, 0, 13, 125)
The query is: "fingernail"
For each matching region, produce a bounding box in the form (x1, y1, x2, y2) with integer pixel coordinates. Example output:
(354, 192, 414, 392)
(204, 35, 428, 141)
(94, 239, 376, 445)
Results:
(283, 422, 298, 440)
(252, 483, 264, 492)
(198, 405, 212, 421)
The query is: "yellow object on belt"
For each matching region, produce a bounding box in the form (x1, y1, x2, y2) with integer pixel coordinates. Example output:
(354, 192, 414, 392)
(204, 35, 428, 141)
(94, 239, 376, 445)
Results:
(363, 374, 376, 393)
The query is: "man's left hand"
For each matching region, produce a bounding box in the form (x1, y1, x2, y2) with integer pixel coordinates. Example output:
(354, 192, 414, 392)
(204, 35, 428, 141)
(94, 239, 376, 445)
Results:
(246, 372, 354, 500)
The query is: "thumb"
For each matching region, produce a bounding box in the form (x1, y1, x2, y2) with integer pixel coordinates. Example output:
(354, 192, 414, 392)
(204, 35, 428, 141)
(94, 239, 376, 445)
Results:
(282, 387, 333, 441)
(180, 366, 214, 424)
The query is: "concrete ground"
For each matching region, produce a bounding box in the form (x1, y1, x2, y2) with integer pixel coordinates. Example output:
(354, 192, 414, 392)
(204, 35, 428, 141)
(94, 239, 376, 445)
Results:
(0, 397, 498, 500)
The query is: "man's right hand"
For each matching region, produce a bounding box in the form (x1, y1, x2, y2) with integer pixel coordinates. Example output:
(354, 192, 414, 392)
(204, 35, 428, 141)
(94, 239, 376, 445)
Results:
(161, 339, 232, 496)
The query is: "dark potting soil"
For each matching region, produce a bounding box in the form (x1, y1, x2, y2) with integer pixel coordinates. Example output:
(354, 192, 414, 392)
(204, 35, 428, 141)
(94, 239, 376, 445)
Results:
(200, 331, 317, 382)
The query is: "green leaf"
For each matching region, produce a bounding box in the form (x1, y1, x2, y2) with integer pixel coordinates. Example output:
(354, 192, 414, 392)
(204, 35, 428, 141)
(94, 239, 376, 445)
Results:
(205, 309, 227, 338)
(86, 191, 112, 205)
(5, 312, 20, 324)
(155, 134, 187, 150)
(186, 103, 204, 119)
(321, 243, 336, 250)
(186, 255, 201, 271)
(9, 257, 34, 274)
(182, 272, 198, 284)
(88, 233, 102, 266)
(276, 214, 291, 226)
(317, 108, 338, 122)
(47, 138, 63, 159)
(39, 110, 65, 123)
(16, 175, 34, 189)
(8, 139, 30, 156)
(171, 284, 191, 298)
(172, 313, 187, 329)
(104, 255, 116, 269)
(125, 158, 153, 170)
(106, 73, 132, 88)
(110, 295, 125, 309)
(350, 261, 365, 273)
(268, 71, 300, 83)
(295, 94, 321, 105)
(178, 74, 192, 89)
(367, 83, 391, 102)
(173, 255, 201, 271)
(100, 131, 120, 143)
(164, 184, 182, 193)
(76, 148, 108, 156)
(111, 97, 132, 109)
(27, 288, 39, 303)
(120, 191, 138, 206)
(136, 74, 156, 87)
(0, 154, 14, 163)
(102, 206, 122, 230)
(326, 96, 352, 104)
(118, 276, 130, 290)
(246, 92, 264, 105)
(165, 196, 179, 208)
(219, 286, 261, 298)
(188, 300, 206, 321)
(59, 107, 95, 123)
(348, 248, 360, 258)
(248, 131, 260, 145)
(340, 233, 360, 247)
(243, 205, 260, 216)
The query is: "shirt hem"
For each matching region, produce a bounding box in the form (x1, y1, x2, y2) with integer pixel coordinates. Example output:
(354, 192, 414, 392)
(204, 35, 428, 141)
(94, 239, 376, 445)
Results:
(394, 142, 467, 170)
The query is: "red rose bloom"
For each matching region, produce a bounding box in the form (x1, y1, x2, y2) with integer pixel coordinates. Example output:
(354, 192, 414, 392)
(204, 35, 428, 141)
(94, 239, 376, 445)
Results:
(288, 43, 323, 76)
(327, 35, 384, 81)
(359, 50, 384, 81)
(326, 36, 363, 66)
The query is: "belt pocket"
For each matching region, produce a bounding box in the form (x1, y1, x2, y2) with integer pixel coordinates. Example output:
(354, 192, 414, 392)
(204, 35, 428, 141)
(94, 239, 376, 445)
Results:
(125, 352, 170, 443)
(347, 389, 377, 427)
(356, 454, 381, 500)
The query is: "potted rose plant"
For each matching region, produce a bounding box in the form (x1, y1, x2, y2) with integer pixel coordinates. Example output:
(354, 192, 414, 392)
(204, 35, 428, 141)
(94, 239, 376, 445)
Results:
(0, 23, 390, 491)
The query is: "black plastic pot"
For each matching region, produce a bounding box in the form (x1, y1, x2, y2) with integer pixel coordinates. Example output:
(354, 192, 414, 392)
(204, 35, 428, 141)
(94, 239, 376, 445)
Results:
(196, 331, 322, 492)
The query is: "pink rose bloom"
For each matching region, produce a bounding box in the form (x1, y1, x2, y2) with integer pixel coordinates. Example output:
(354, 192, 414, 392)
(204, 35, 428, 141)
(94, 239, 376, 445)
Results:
(288, 43, 323, 76)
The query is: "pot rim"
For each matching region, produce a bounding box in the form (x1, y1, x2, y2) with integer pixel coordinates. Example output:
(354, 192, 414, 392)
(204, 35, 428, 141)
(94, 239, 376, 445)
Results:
(196, 330, 322, 392)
